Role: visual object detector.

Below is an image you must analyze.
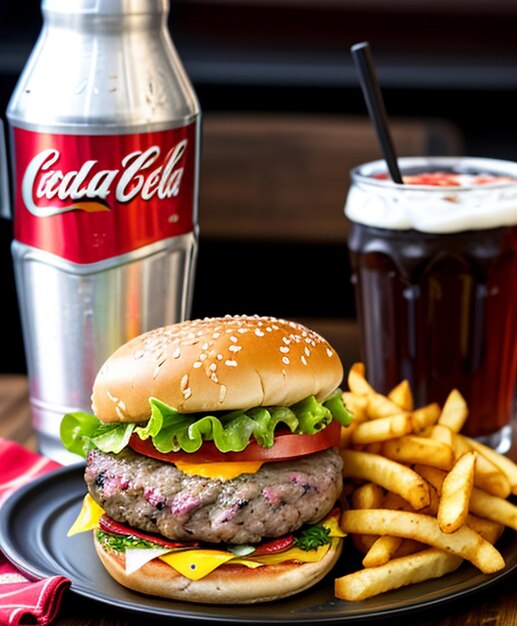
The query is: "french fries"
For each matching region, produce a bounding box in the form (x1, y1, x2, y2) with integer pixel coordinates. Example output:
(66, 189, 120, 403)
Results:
(334, 363, 517, 603)
(340, 509, 505, 573)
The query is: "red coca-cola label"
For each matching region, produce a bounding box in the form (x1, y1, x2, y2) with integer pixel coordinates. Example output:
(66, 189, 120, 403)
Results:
(12, 123, 197, 263)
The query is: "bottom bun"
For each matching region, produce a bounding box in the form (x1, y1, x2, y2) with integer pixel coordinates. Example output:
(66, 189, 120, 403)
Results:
(94, 535, 343, 604)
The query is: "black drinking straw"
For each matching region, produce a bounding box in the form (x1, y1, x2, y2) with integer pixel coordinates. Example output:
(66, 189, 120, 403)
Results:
(351, 41, 404, 184)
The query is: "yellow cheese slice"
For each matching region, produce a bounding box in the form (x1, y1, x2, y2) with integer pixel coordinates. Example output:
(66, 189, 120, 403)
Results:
(323, 514, 346, 538)
(173, 460, 263, 480)
(250, 542, 330, 565)
(67, 494, 105, 536)
(159, 549, 237, 581)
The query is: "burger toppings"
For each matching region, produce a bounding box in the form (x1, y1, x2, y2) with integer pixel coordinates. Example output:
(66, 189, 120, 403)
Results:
(69, 493, 345, 581)
(61, 391, 352, 460)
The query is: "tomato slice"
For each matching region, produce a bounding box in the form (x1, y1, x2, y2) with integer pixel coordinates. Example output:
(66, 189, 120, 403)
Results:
(128, 419, 341, 464)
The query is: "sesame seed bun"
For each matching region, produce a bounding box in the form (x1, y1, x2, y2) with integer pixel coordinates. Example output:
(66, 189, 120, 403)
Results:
(92, 315, 344, 423)
(94, 533, 343, 604)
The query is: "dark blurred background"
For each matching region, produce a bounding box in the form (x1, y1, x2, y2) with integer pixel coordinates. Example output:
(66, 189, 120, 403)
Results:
(2, 0, 517, 373)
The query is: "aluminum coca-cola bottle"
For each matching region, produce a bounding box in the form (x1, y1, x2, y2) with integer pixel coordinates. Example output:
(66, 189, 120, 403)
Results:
(7, 0, 200, 462)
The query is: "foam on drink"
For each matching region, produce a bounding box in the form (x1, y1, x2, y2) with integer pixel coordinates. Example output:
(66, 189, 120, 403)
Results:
(345, 157, 517, 233)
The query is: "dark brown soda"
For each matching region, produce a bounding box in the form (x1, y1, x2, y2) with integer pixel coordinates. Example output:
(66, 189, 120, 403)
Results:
(348, 222, 517, 438)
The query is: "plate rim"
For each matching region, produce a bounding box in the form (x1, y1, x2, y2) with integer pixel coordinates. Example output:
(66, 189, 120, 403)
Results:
(1, 464, 516, 624)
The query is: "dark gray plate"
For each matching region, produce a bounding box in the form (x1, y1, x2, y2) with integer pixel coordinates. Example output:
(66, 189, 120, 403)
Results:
(0, 464, 516, 623)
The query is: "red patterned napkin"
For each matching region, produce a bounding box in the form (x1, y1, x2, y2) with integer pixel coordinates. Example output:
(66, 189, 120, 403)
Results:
(0, 438, 71, 625)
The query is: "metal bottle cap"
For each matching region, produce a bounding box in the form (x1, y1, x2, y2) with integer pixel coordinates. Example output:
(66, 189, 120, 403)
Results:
(42, 0, 168, 14)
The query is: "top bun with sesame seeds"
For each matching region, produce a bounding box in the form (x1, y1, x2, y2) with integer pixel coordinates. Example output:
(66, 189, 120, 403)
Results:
(92, 315, 344, 423)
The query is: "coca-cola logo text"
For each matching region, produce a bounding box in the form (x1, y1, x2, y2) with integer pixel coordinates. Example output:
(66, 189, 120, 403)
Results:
(21, 140, 188, 217)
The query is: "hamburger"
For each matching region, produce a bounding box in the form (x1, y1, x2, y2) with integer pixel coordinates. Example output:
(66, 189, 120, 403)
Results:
(61, 315, 352, 604)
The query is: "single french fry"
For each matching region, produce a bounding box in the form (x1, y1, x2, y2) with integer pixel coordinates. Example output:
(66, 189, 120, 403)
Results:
(453, 434, 512, 498)
(469, 486, 517, 532)
(466, 514, 504, 545)
(451, 433, 511, 498)
(367, 393, 406, 419)
(364, 442, 383, 455)
(339, 421, 358, 449)
(348, 363, 375, 396)
(335, 548, 463, 602)
(383, 491, 412, 511)
(341, 450, 430, 510)
(382, 435, 455, 471)
(362, 535, 403, 568)
(340, 509, 505, 574)
(351, 362, 366, 377)
(351, 483, 385, 510)
(415, 464, 446, 493)
(351, 414, 413, 445)
(342, 392, 369, 422)
(463, 435, 517, 495)
(438, 389, 468, 432)
(438, 451, 476, 533)
(350, 482, 385, 557)
(351, 533, 377, 555)
(388, 379, 414, 412)
(431, 424, 454, 447)
(411, 403, 441, 433)
(392, 539, 426, 558)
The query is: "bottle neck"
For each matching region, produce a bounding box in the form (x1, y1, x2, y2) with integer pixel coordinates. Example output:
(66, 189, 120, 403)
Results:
(42, 0, 169, 15)
(43, 9, 166, 34)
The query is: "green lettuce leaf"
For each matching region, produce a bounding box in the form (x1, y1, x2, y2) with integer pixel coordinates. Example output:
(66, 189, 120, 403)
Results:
(60, 390, 353, 458)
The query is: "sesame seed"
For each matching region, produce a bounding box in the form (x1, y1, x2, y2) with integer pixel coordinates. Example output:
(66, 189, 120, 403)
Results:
(326, 348, 334, 357)
(212, 332, 220, 339)
(282, 337, 291, 345)
(216, 353, 223, 360)
(282, 356, 290, 365)
(193, 361, 202, 369)
(209, 363, 217, 372)
(107, 391, 119, 403)
(230, 336, 238, 343)
(181, 374, 189, 390)
(229, 345, 242, 353)
(301, 355, 308, 366)
(211, 373, 219, 383)
(172, 347, 181, 359)
(134, 350, 145, 360)
(225, 359, 238, 367)
(304, 347, 311, 357)
(280, 346, 289, 353)
(183, 388, 192, 399)
(219, 385, 228, 402)
(200, 353, 207, 361)
(255, 329, 265, 337)
(115, 406, 126, 420)
(202, 342, 210, 350)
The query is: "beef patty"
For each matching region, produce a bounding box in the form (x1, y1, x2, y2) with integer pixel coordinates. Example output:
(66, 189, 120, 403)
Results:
(85, 447, 343, 544)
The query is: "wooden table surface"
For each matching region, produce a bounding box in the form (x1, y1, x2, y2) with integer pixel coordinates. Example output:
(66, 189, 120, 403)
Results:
(1, 374, 516, 626)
